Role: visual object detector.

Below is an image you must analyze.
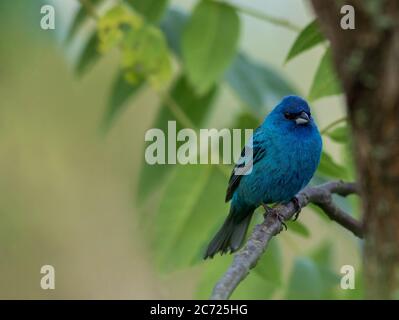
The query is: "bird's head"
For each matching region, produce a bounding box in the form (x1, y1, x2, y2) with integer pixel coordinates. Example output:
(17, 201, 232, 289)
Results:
(265, 95, 316, 132)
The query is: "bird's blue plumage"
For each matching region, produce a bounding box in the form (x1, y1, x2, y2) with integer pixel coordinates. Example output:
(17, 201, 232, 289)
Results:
(205, 95, 322, 258)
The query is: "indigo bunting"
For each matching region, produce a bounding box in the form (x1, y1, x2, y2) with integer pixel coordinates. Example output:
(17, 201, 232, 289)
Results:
(204, 95, 322, 259)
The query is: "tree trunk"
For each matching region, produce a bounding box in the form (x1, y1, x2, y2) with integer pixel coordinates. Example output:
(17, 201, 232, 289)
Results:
(311, 0, 399, 299)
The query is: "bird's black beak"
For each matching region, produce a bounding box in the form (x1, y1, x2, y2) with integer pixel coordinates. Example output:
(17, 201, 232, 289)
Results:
(295, 111, 310, 125)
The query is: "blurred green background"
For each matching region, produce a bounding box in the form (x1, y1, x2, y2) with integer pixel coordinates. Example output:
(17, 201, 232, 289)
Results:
(0, 0, 360, 299)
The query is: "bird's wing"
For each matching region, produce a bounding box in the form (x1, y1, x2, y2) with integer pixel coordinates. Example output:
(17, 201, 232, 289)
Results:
(225, 129, 266, 202)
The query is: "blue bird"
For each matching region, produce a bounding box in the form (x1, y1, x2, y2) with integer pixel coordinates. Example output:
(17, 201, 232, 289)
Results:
(204, 95, 322, 259)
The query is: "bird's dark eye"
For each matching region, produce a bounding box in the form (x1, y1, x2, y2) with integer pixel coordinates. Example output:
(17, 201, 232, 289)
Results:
(284, 112, 296, 120)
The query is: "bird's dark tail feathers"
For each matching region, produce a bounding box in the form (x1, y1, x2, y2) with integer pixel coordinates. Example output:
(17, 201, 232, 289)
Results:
(204, 207, 254, 259)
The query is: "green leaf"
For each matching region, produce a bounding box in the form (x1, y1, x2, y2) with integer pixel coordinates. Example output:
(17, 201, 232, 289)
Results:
(285, 257, 323, 299)
(101, 71, 142, 132)
(75, 31, 101, 76)
(137, 76, 217, 204)
(66, 0, 104, 43)
(182, 0, 240, 95)
(308, 47, 342, 102)
(327, 125, 348, 144)
(343, 135, 357, 183)
(287, 220, 310, 238)
(66, 6, 87, 43)
(225, 53, 297, 116)
(123, 25, 173, 88)
(155, 166, 229, 271)
(311, 242, 333, 268)
(311, 242, 340, 299)
(232, 112, 261, 130)
(251, 240, 282, 286)
(98, 4, 173, 88)
(195, 255, 232, 299)
(97, 5, 142, 53)
(162, 12, 296, 111)
(125, 0, 169, 23)
(160, 8, 188, 58)
(286, 244, 340, 299)
(317, 150, 347, 179)
(285, 20, 325, 63)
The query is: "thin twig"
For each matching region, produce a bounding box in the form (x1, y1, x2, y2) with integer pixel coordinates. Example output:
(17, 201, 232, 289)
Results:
(161, 92, 232, 178)
(320, 116, 347, 135)
(210, 180, 362, 300)
(161, 92, 198, 130)
(220, 1, 301, 32)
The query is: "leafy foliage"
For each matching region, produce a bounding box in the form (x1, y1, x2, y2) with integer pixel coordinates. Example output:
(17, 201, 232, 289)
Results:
(98, 5, 172, 88)
(286, 243, 339, 299)
(308, 48, 342, 101)
(285, 20, 325, 63)
(318, 151, 348, 180)
(137, 76, 217, 204)
(182, 0, 240, 95)
(66, 0, 104, 42)
(286, 220, 310, 238)
(286, 257, 323, 299)
(327, 125, 348, 144)
(160, 8, 188, 58)
(226, 53, 297, 115)
(65, 0, 361, 300)
(75, 31, 101, 76)
(102, 71, 142, 132)
(125, 0, 169, 23)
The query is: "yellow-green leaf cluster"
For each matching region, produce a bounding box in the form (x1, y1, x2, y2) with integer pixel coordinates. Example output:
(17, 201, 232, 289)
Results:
(98, 5, 172, 88)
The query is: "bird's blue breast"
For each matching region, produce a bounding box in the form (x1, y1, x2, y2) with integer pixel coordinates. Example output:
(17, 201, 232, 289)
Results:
(233, 124, 322, 208)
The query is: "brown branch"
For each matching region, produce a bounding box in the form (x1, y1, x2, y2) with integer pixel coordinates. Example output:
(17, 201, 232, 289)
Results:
(210, 180, 362, 300)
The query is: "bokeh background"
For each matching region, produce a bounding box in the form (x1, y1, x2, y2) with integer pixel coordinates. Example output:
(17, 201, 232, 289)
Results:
(0, 0, 360, 299)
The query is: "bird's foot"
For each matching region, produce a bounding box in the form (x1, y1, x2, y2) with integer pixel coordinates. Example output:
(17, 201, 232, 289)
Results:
(274, 211, 287, 231)
(263, 203, 287, 231)
(291, 196, 301, 221)
(261, 203, 273, 216)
